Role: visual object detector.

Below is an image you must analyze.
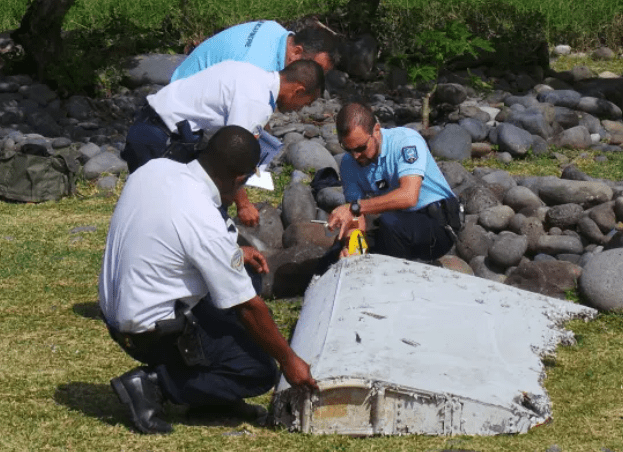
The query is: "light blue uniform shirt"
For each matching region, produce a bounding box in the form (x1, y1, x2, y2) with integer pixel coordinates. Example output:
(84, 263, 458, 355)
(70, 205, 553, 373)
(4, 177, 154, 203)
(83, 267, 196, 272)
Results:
(340, 128, 454, 212)
(171, 20, 291, 82)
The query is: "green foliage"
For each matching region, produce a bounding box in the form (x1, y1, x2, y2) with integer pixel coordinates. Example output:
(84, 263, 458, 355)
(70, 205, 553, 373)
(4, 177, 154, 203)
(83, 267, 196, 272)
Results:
(406, 21, 495, 84)
(467, 69, 494, 93)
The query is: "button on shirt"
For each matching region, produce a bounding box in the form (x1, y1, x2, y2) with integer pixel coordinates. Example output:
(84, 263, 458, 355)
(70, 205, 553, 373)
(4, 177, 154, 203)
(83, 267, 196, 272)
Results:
(147, 60, 279, 138)
(170, 20, 291, 82)
(340, 128, 455, 211)
(99, 159, 256, 333)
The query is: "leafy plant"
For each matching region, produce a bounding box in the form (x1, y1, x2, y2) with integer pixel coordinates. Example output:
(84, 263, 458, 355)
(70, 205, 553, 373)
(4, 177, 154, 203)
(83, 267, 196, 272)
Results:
(407, 21, 495, 85)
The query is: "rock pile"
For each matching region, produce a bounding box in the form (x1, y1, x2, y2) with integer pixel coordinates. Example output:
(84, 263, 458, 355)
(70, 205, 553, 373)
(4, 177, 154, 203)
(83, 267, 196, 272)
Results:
(1, 46, 622, 310)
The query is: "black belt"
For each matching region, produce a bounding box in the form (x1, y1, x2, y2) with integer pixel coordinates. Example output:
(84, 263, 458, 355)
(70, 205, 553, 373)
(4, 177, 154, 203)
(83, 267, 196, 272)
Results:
(139, 104, 173, 137)
(424, 196, 464, 238)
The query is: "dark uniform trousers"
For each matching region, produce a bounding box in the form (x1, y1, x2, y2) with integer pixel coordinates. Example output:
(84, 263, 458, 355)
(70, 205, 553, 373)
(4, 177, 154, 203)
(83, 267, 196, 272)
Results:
(107, 270, 278, 408)
(315, 197, 460, 275)
(121, 104, 203, 174)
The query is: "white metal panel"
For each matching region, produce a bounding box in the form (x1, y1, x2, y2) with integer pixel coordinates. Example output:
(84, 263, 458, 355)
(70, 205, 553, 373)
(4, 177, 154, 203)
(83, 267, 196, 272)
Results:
(273, 254, 597, 435)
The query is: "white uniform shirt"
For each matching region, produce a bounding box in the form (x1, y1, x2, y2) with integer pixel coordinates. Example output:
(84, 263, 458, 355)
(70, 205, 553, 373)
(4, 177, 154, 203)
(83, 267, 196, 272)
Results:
(147, 60, 279, 138)
(99, 159, 256, 333)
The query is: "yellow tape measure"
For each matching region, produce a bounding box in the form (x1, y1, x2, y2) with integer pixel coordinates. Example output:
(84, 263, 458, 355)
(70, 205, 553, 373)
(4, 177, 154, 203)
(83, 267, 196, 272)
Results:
(347, 229, 368, 256)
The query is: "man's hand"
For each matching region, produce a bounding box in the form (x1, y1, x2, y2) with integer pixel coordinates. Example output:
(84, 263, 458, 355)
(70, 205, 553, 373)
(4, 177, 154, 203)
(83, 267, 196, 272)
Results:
(327, 204, 357, 240)
(281, 353, 318, 391)
(241, 246, 269, 274)
(237, 203, 260, 227)
(235, 296, 318, 393)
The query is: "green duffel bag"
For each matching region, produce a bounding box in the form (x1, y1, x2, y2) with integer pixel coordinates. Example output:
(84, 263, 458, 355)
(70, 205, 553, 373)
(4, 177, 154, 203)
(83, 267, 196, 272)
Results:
(0, 149, 80, 203)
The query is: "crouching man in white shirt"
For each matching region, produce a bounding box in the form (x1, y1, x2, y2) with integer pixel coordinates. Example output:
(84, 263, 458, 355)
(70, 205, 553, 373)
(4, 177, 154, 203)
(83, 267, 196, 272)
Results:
(101, 125, 317, 434)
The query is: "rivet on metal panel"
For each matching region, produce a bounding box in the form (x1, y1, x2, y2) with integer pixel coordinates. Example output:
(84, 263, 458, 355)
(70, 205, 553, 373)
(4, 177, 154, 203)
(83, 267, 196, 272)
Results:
(301, 391, 312, 433)
(371, 387, 385, 434)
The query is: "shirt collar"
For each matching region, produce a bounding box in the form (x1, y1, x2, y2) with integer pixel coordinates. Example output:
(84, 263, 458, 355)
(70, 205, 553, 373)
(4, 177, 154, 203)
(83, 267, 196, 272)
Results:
(375, 128, 388, 163)
(187, 160, 222, 208)
(277, 32, 293, 70)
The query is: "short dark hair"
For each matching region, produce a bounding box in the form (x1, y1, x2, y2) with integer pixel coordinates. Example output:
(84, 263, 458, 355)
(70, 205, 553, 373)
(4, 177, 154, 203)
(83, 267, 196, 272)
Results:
(280, 60, 325, 96)
(336, 102, 376, 139)
(293, 26, 340, 66)
(198, 125, 260, 177)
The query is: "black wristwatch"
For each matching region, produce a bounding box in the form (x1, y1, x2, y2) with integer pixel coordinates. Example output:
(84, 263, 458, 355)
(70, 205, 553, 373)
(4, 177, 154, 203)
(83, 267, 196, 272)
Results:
(349, 199, 361, 217)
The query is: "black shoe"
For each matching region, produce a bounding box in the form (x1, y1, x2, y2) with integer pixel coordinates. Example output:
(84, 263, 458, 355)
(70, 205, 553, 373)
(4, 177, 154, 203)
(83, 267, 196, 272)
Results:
(187, 400, 269, 425)
(111, 367, 172, 434)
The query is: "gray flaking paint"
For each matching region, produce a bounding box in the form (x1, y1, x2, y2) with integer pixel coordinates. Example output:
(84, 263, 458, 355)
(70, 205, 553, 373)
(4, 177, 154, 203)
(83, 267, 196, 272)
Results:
(272, 254, 596, 436)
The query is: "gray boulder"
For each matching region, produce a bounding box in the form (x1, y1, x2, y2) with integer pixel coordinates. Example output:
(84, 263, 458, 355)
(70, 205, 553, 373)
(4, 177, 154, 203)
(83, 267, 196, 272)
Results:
(507, 110, 552, 139)
(554, 106, 580, 129)
(551, 125, 592, 149)
(488, 231, 528, 268)
(261, 245, 328, 298)
(428, 123, 472, 161)
(538, 179, 613, 206)
(124, 54, 188, 86)
(577, 215, 608, 245)
(478, 205, 515, 231)
(579, 249, 623, 311)
(469, 255, 506, 283)
(282, 222, 335, 249)
(535, 235, 584, 255)
(496, 123, 533, 156)
(456, 223, 491, 262)
(520, 217, 547, 254)
(236, 203, 284, 251)
(83, 151, 127, 180)
(537, 90, 582, 108)
(460, 185, 501, 215)
(77, 142, 101, 164)
(316, 186, 346, 213)
(545, 203, 584, 229)
(506, 261, 582, 299)
(503, 186, 545, 212)
(504, 95, 539, 109)
(576, 97, 622, 120)
(281, 182, 317, 229)
(481, 170, 517, 192)
(435, 83, 467, 105)
(459, 117, 488, 142)
(587, 201, 616, 233)
(286, 140, 339, 173)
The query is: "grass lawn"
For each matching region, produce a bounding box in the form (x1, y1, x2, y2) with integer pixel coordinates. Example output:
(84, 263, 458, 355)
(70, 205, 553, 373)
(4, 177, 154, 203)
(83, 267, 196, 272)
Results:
(1, 44, 623, 452)
(2, 144, 623, 451)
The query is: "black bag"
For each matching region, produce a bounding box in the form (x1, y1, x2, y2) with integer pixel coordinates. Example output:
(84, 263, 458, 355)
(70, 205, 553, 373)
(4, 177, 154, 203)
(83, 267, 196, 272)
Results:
(0, 148, 79, 202)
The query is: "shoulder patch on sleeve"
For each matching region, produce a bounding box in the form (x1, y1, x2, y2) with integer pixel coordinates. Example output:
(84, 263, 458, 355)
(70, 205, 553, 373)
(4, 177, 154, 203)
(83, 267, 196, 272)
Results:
(231, 247, 244, 271)
(401, 145, 418, 164)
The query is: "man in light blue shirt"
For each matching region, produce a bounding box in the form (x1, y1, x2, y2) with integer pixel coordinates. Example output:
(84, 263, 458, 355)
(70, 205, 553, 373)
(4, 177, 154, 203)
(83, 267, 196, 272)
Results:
(327, 102, 462, 262)
(171, 20, 337, 82)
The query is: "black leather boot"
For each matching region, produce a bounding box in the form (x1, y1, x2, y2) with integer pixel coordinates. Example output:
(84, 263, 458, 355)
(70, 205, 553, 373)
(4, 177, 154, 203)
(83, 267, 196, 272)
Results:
(111, 367, 172, 434)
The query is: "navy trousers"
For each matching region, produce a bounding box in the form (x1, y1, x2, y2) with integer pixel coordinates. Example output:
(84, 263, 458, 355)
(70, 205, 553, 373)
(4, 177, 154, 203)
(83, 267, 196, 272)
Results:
(371, 209, 454, 261)
(111, 270, 278, 408)
(315, 208, 454, 275)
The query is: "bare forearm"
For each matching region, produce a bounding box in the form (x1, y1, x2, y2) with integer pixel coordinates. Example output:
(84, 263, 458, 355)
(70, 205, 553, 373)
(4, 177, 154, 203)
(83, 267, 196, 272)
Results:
(235, 296, 296, 366)
(358, 189, 415, 214)
(233, 187, 251, 209)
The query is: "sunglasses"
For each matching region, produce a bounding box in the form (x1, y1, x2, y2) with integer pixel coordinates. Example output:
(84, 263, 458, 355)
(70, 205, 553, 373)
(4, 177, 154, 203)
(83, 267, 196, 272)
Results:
(340, 134, 372, 154)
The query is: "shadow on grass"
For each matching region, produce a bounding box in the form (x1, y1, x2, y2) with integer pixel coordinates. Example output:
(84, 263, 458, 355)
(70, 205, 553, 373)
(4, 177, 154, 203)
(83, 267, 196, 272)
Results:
(72, 302, 103, 320)
(54, 381, 266, 432)
(54, 381, 128, 428)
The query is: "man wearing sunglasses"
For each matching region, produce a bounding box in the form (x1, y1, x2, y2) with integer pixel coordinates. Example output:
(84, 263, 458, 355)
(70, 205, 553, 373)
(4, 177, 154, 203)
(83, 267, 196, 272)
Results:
(326, 102, 462, 262)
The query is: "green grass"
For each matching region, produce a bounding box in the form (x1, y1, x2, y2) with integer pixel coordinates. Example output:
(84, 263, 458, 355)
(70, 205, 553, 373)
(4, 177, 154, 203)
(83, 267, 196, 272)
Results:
(2, 149, 623, 450)
(1, 0, 622, 51)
